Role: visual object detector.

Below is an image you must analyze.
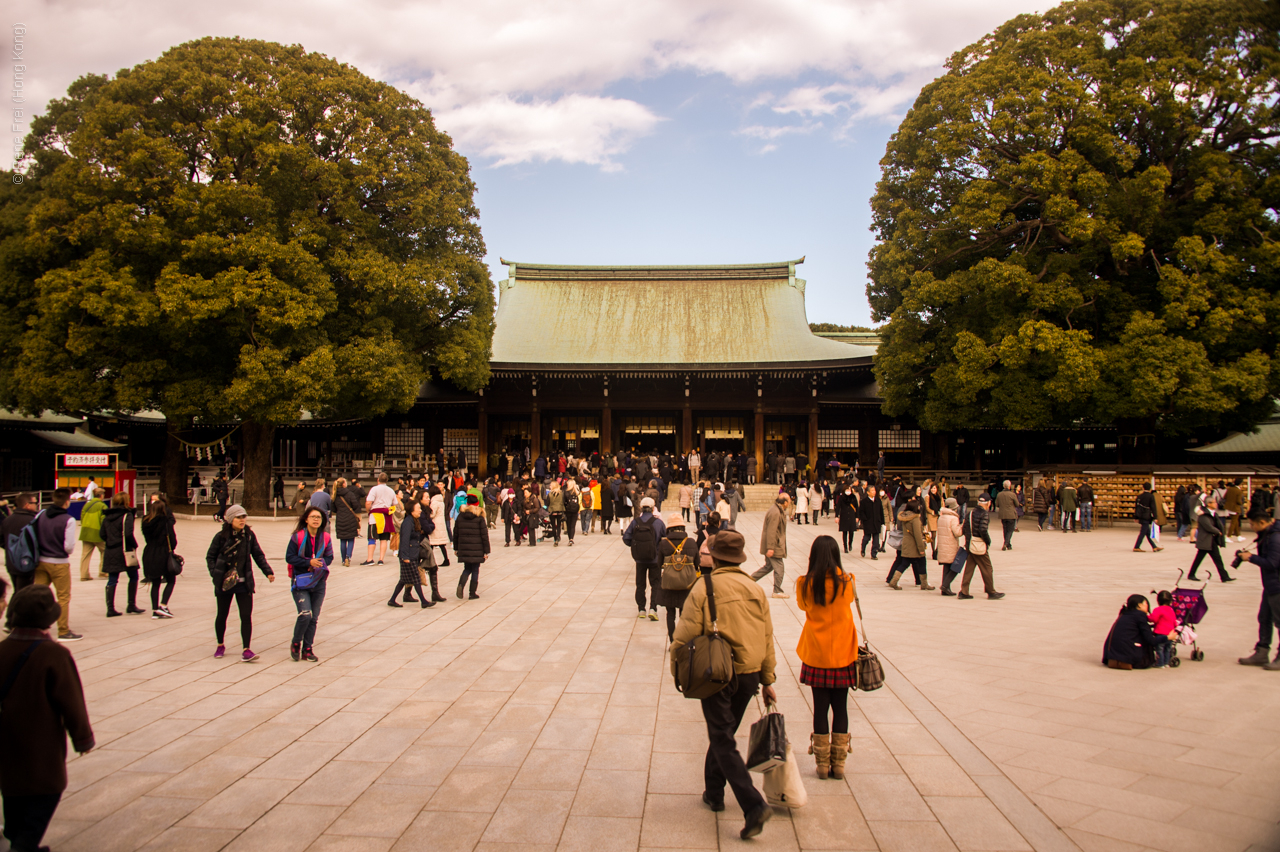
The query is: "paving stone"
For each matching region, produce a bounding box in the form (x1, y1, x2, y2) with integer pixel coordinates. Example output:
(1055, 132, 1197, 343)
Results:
(44, 515, 1280, 851)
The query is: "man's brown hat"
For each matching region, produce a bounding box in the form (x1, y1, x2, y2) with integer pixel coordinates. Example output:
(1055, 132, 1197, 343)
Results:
(707, 530, 747, 565)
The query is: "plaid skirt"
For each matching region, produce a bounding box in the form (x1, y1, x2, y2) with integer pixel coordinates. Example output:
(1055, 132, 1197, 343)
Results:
(800, 662, 858, 689)
(398, 559, 422, 585)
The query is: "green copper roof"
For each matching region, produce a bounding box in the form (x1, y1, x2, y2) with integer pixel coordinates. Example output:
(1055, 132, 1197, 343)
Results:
(492, 259, 875, 369)
(1190, 422, 1280, 454)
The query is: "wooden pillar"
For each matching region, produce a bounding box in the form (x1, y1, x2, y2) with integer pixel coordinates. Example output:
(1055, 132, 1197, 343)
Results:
(602, 405, 612, 454)
(808, 410, 819, 475)
(682, 406, 693, 454)
(755, 409, 765, 479)
(530, 404, 540, 460)
(477, 397, 488, 478)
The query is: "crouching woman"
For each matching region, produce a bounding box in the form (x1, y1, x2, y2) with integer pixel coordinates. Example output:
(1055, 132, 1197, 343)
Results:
(1102, 594, 1157, 670)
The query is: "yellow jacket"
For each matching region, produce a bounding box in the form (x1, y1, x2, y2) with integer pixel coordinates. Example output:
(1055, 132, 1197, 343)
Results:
(670, 566, 776, 685)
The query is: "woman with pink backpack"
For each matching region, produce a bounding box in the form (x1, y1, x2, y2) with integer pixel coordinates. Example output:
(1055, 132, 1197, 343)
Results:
(285, 506, 332, 662)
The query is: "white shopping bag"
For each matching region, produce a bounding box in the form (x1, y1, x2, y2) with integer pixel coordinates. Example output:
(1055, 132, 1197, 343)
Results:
(762, 745, 808, 808)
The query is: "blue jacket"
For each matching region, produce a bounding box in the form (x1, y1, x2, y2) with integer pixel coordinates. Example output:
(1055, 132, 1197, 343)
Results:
(1248, 524, 1280, 596)
(398, 516, 423, 562)
(534, 457, 548, 478)
(285, 529, 333, 580)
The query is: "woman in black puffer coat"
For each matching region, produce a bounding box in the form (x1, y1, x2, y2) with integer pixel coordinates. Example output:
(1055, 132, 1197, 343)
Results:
(452, 496, 491, 600)
(333, 480, 362, 567)
(837, 487, 859, 553)
(141, 496, 178, 617)
(102, 494, 143, 617)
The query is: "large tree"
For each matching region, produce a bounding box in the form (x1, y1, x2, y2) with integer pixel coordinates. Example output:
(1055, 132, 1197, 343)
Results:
(1, 37, 493, 508)
(867, 0, 1280, 442)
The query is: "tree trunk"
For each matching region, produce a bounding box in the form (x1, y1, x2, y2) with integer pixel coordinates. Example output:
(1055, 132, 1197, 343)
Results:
(161, 418, 191, 505)
(240, 420, 276, 513)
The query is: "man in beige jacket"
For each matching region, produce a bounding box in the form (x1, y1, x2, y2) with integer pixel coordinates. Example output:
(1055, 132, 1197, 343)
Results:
(751, 494, 790, 598)
(670, 530, 776, 840)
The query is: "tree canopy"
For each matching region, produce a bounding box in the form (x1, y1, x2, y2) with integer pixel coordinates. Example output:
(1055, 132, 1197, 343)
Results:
(0, 37, 494, 507)
(867, 0, 1280, 437)
(809, 323, 875, 333)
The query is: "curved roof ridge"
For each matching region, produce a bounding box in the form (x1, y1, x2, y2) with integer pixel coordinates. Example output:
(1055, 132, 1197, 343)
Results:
(499, 258, 804, 271)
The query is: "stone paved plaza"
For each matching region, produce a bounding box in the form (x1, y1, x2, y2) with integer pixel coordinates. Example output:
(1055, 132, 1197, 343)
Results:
(39, 511, 1280, 852)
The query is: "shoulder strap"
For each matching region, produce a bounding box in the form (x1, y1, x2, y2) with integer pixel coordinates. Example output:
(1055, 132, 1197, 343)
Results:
(703, 571, 718, 632)
(0, 640, 45, 704)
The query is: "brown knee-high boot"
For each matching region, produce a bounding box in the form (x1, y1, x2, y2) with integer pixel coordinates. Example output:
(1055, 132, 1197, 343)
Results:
(830, 733, 851, 780)
(809, 733, 831, 780)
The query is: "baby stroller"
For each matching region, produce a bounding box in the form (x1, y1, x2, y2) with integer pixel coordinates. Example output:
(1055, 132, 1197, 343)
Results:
(535, 508, 554, 541)
(1166, 569, 1209, 666)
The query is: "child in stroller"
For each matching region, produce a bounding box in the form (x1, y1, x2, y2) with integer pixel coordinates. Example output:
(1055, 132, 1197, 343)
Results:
(1148, 591, 1179, 668)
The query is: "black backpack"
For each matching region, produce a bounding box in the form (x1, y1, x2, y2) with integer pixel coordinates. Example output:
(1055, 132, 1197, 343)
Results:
(565, 491, 579, 511)
(630, 517, 658, 562)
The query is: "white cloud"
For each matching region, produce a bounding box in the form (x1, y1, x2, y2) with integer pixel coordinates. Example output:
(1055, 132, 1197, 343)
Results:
(423, 93, 662, 170)
(737, 122, 820, 140)
(7, 0, 1055, 170)
(736, 120, 820, 154)
(772, 85, 856, 117)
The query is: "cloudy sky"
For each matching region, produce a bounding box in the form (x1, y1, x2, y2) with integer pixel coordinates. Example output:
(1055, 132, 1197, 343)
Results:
(10, 0, 1052, 325)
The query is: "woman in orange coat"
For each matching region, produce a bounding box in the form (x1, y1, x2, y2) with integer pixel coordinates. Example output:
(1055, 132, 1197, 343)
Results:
(796, 535, 859, 780)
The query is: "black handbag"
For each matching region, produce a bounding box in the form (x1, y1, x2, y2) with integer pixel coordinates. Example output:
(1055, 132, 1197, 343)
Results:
(166, 524, 184, 576)
(746, 702, 788, 772)
(854, 595, 885, 691)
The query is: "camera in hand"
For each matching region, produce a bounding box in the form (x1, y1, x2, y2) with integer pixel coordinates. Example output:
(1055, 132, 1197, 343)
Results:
(1232, 550, 1251, 569)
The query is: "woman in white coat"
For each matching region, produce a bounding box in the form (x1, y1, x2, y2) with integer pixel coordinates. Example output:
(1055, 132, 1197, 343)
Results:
(428, 487, 451, 567)
(795, 482, 811, 524)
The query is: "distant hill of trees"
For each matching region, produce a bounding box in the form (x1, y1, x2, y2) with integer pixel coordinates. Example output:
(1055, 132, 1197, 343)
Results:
(810, 323, 875, 333)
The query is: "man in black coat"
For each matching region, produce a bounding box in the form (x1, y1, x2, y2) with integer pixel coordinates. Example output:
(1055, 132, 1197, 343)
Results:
(212, 474, 229, 522)
(1133, 483, 1161, 552)
(959, 495, 1004, 600)
(1238, 510, 1280, 669)
(857, 486, 884, 560)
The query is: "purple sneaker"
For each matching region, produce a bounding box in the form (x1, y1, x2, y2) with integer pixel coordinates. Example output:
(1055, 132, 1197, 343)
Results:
(214, 645, 225, 658)
(242, 649, 258, 663)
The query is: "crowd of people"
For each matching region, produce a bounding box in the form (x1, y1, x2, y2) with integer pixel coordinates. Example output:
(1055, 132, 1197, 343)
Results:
(7, 450, 1280, 847)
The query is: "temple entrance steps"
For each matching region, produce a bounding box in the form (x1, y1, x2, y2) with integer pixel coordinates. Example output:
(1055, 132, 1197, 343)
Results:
(742, 483, 783, 511)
